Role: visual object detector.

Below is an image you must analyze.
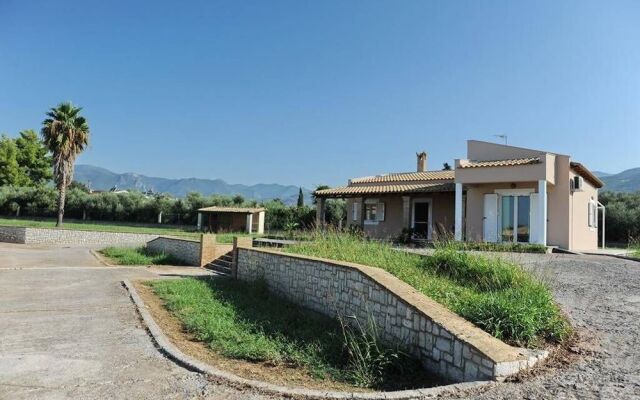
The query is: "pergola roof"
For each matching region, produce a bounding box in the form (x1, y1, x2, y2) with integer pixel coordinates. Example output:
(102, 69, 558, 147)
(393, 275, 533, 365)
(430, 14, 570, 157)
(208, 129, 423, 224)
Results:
(458, 157, 541, 169)
(198, 206, 265, 213)
(315, 182, 455, 198)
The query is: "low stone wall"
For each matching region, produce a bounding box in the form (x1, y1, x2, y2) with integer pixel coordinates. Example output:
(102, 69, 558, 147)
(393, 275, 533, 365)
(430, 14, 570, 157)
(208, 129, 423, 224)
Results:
(146, 234, 234, 267)
(235, 246, 546, 383)
(0, 225, 158, 246)
(147, 237, 201, 266)
(0, 226, 27, 243)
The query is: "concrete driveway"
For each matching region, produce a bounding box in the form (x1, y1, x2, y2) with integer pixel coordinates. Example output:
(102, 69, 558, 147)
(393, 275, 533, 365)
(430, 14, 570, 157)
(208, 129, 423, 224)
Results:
(0, 243, 268, 400)
(1, 244, 639, 399)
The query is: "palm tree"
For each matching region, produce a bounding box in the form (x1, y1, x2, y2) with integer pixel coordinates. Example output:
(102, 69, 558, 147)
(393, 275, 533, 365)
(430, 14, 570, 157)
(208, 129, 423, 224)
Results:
(41, 102, 90, 227)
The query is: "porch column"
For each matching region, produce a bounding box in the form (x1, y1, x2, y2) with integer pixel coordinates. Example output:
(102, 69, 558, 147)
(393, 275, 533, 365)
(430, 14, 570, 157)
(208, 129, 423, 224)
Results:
(402, 196, 411, 228)
(246, 213, 253, 234)
(454, 183, 463, 241)
(316, 197, 326, 228)
(257, 211, 265, 234)
(197, 212, 202, 230)
(538, 180, 547, 246)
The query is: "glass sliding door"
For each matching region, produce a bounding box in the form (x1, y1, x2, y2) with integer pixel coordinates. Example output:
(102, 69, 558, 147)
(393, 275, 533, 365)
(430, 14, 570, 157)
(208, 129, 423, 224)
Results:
(501, 196, 515, 242)
(517, 196, 530, 243)
(500, 194, 532, 243)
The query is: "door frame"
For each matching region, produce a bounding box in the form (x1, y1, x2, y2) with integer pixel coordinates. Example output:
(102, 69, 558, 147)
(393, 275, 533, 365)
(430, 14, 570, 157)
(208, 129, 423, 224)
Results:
(495, 189, 535, 244)
(411, 198, 433, 240)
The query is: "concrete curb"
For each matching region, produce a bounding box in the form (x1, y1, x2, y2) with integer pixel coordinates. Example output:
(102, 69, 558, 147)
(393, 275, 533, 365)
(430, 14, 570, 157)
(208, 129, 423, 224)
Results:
(89, 249, 117, 267)
(583, 252, 640, 263)
(122, 279, 493, 399)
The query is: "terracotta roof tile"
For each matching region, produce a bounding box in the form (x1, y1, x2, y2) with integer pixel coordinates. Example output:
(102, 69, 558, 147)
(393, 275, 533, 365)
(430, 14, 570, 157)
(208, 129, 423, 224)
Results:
(315, 182, 455, 197)
(458, 157, 540, 169)
(350, 170, 454, 184)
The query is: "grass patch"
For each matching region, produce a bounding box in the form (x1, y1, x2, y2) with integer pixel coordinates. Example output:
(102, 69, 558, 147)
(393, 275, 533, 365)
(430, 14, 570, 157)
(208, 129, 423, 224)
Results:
(285, 233, 569, 347)
(436, 240, 548, 254)
(149, 277, 435, 389)
(100, 246, 188, 265)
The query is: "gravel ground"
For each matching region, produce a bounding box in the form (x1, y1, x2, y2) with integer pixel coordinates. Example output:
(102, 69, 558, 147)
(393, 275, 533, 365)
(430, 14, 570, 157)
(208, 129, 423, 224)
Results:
(443, 252, 640, 400)
(2, 244, 639, 399)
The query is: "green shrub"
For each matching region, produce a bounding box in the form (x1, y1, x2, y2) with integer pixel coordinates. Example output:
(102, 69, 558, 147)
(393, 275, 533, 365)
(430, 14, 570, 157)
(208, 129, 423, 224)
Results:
(285, 232, 569, 346)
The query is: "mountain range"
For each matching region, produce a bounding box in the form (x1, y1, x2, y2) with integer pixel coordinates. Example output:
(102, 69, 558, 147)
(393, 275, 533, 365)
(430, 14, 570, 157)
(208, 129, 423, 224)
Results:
(74, 164, 312, 205)
(594, 168, 640, 192)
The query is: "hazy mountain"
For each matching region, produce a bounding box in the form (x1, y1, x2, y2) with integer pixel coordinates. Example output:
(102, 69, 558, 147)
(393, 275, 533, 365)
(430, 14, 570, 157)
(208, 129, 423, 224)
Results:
(595, 168, 640, 192)
(74, 164, 312, 205)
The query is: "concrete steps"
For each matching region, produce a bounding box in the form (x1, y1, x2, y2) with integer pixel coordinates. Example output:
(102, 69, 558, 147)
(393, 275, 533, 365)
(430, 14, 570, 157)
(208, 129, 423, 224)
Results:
(205, 252, 233, 275)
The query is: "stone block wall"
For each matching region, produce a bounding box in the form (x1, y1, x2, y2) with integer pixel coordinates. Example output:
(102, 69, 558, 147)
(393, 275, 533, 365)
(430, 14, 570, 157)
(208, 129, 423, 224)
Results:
(147, 237, 201, 266)
(235, 246, 546, 383)
(0, 226, 26, 243)
(0, 225, 158, 246)
(146, 235, 234, 266)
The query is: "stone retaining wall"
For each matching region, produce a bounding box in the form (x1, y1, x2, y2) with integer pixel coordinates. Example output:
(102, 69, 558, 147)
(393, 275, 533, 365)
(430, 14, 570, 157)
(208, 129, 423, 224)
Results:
(146, 234, 234, 266)
(235, 245, 546, 383)
(147, 237, 201, 266)
(0, 225, 158, 246)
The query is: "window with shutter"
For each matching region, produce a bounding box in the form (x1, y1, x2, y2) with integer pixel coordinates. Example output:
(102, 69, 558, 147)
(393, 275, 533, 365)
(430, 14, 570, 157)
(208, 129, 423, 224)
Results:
(352, 202, 360, 221)
(377, 202, 385, 222)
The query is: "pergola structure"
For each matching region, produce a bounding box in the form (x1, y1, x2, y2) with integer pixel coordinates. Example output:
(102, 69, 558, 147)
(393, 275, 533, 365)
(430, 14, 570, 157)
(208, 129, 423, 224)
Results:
(197, 206, 265, 234)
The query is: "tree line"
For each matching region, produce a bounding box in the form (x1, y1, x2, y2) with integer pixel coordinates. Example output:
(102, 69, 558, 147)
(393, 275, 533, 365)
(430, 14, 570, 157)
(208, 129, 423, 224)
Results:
(599, 191, 640, 245)
(1, 101, 349, 231)
(0, 185, 348, 231)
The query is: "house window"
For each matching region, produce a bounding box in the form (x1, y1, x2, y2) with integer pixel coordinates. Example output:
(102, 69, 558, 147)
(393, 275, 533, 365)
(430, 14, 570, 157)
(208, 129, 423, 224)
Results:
(363, 200, 385, 224)
(364, 203, 377, 222)
(352, 202, 360, 221)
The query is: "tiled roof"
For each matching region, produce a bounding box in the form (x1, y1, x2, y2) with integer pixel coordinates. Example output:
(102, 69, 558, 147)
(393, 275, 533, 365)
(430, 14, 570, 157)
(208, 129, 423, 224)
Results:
(315, 182, 455, 197)
(198, 206, 265, 213)
(458, 157, 541, 169)
(350, 170, 454, 184)
(570, 162, 604, 188)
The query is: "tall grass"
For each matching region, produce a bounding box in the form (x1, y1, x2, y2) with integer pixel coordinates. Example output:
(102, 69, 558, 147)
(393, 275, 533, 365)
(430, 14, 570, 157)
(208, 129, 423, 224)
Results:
(150, 278, 429, 389)
(284, 232, 569, 346)
(100, 246, 188, 265)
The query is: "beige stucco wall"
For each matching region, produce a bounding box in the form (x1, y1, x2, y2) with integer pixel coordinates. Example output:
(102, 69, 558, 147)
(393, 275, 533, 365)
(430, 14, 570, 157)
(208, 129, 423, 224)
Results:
(547, 156, 571, 249)
(345, 193, 455, 240)
(569, 170, 599, 251)
(464, 182, 538, 242)
(467, 140, 548, 160)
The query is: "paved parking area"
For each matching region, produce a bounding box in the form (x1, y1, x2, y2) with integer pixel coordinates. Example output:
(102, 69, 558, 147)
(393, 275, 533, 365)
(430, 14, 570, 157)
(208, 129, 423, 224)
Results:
(0, 244, 267, 400)
(1, 244, 638, 399)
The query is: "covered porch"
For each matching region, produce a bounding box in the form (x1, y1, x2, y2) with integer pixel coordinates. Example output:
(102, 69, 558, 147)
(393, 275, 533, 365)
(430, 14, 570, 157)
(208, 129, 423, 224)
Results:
(197, 206, 265, 234)
(315, 183, 457, 240)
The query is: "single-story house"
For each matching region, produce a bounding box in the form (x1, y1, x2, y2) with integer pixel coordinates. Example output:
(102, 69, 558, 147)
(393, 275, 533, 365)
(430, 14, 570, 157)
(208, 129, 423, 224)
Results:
(197, 206, 265, 234)
(315, 140, 604, 251)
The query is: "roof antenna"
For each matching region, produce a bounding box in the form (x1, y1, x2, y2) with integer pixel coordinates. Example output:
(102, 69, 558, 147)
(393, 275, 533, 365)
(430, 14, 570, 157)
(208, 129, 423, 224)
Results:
(494, 134, 508, 144)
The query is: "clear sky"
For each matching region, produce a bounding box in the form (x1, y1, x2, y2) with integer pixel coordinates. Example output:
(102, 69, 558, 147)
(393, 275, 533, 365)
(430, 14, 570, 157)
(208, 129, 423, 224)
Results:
(1, 0, 639, 188)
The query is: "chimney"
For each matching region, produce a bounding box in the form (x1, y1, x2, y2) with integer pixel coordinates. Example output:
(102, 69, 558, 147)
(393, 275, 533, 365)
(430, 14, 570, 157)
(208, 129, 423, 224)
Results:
(416, 152, 428, 172)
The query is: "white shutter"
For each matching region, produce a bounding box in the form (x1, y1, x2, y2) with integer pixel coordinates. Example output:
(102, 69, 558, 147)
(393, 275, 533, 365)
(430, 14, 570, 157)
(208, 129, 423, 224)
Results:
(483, 194, 499, 242)
(530, 193, 539, 244)
(352, 202, 360, 221)
(588, 202, 595, 227)
(377, 202, 385, 222)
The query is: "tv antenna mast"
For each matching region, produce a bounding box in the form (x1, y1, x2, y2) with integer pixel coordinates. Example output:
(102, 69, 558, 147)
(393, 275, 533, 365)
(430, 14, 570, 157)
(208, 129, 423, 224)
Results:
(494, 134, 508, 145)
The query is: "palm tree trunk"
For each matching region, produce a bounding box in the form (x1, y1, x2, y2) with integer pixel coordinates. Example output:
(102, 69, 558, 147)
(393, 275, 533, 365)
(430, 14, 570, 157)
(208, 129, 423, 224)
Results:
(56, 173, 67, 227)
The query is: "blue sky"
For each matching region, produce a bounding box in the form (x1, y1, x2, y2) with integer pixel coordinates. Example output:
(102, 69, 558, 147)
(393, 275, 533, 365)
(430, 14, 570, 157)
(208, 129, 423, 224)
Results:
(1, 0, 639, 188)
